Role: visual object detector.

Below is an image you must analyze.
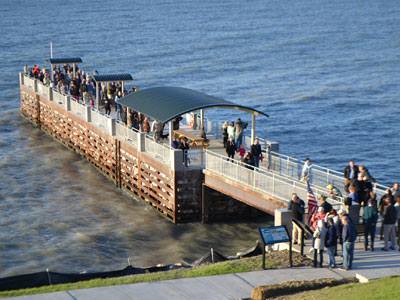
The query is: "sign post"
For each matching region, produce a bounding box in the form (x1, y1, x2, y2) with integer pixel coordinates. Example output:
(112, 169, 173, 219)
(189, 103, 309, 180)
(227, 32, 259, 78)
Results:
(258, 225, 292, 269)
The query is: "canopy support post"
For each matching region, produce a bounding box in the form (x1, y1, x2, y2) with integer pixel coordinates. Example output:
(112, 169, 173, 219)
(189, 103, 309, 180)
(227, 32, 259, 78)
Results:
(169, 120, 173, 147)
(72, 63, 76, 77)
(122, 82, 124, 94)
(251, 113, 256, 144)
(51, 64, 54, 82)
(200, 109, 204, 129)
(96, 82, 100, 110)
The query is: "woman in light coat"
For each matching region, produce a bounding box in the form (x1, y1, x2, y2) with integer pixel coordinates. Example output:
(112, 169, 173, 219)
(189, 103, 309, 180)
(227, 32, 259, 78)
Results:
(313, 219, 327, 268)
(227, 122, 235, 141)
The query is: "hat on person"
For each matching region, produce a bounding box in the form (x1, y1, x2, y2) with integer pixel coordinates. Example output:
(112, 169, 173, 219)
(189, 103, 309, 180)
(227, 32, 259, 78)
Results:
(318, 207, 324, 213)
(327, 184, 333, 189)
(338, 209, 344, 214)
(319, 195, 327, 200)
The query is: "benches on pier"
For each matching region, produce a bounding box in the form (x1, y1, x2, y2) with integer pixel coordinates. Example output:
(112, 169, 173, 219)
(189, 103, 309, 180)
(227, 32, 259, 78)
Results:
(174, 129, 209, 149)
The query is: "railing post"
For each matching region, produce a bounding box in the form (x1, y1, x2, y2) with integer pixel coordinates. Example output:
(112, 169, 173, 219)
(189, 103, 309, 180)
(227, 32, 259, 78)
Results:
(108, 117, 116, 136)
(327, 169, 330, 183)
(33, 79, 38, 93)
(48, 86, 53, 101)
(64, 95, 70, 111)
(85, 106, 91, 122)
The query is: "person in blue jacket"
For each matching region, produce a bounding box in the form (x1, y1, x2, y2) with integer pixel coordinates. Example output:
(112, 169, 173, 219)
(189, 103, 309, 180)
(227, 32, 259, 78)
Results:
(325, 218, 337, 268)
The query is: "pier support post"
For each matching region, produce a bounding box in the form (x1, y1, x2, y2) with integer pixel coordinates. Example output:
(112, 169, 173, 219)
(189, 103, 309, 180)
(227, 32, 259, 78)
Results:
(171, 149, 184, 172)
(108, 117, 116, 136)
(138, 132, 146, 152)
(85, 106, 91, 122)
(19, 73, 24, 86)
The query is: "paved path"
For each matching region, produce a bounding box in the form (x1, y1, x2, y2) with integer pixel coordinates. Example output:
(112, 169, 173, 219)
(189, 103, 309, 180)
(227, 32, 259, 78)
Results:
(8, 236, 400, 300)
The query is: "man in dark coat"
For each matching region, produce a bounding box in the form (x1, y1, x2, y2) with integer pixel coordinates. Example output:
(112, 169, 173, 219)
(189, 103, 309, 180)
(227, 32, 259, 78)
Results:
(287, 193, 305, 244)
(250, 138, 262, 168)
(225, 136, 236, 161)
(344, 160, 359, 193)
(382, 198, 397, 251)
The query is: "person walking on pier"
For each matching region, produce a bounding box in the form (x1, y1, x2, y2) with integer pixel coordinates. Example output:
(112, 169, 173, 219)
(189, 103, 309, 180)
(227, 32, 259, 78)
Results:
(250, 138, 262, 168)
(363, 199, 378, 251)
(344, 161, 359, 193)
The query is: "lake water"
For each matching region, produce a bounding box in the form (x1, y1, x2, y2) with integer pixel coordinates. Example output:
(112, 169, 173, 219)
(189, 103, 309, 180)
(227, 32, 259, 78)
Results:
(0, 0, 399, 277)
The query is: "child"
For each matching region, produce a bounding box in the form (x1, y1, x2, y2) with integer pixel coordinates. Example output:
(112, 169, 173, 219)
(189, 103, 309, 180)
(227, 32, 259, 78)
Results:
(237, 144, 246, 161)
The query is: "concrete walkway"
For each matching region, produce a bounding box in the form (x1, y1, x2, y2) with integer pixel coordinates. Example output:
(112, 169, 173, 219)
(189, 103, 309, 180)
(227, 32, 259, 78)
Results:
(8, 236, 400, 300)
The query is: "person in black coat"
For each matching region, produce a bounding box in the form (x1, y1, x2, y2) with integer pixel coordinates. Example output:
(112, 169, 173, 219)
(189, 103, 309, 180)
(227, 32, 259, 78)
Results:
(344, 161, 359, 193)
(326, 218, 337, 268)
(225, 136, 236, 161)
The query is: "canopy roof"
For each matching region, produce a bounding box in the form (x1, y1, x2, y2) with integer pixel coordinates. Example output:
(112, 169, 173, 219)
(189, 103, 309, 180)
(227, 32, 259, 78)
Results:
(92, 74, 133, 82)
(46, 57, 83, 64)
(118, 86, 269, 123)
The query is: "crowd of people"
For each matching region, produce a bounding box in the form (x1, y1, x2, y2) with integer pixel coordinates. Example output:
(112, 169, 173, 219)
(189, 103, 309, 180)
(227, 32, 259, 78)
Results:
(289, 159, 400, 271)
(222, 118, 263, 169)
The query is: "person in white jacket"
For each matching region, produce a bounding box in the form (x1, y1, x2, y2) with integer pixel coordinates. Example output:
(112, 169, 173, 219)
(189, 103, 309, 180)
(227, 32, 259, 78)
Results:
(313, 219, 327, 268)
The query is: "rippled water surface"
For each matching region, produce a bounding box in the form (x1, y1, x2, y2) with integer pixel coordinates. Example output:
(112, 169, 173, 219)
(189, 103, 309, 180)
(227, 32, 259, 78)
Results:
(0, 0, 399, 277)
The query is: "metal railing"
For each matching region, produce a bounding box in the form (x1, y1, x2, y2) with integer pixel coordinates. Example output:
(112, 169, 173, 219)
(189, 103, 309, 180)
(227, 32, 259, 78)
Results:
(267, 151, 389, 199)
(186, 148, 205, 168)
(205, 151, 343, 208)
(144, 135, 171, 165)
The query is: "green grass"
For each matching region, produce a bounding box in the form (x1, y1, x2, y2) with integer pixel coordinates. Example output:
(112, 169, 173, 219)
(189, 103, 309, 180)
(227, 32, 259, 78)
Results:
(0, 255, 277, 298)
(280, 276, 400, 300)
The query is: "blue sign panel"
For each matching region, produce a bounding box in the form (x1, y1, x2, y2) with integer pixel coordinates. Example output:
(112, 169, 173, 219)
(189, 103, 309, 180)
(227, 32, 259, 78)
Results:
(258, 226, 290, 245)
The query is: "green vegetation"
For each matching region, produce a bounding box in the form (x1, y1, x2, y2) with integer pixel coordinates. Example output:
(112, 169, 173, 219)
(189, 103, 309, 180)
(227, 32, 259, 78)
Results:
(0, 255, 277, 298)
(276, 276, 400, 300)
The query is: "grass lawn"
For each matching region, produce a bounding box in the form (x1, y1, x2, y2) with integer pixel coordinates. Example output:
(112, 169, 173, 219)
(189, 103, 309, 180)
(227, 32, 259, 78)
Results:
(275, 275, 400, 300)
(0, 255, 276, 298)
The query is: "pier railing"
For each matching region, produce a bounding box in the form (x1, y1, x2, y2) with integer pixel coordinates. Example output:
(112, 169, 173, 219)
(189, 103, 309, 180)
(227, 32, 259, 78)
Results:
(267, 151, 389, 200)
(182, 112, 390, 199)
(144, 135, 171, 165)
(205, 150, 343, 208)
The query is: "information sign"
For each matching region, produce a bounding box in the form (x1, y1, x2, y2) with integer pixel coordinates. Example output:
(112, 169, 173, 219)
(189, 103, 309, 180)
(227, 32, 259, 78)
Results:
(258, 226, 290, 245)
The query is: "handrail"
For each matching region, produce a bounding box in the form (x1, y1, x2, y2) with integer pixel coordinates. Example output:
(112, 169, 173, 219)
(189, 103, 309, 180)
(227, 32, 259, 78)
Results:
(205, 150, 343, 207)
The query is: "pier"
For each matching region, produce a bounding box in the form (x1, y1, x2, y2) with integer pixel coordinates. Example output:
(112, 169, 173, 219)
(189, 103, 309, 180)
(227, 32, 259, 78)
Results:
(19, 61, 391, 224)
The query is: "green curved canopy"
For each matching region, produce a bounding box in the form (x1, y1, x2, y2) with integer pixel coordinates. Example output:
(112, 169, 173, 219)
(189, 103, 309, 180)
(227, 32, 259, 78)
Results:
(118, 86, 269, 123)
